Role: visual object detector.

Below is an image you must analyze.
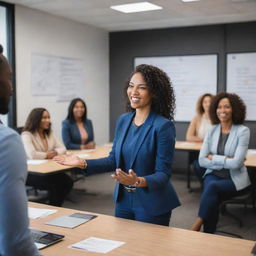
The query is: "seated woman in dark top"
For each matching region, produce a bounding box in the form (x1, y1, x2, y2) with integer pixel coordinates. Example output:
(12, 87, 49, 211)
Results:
(191, 92, 251, 233)
(62, 98, 95, 149)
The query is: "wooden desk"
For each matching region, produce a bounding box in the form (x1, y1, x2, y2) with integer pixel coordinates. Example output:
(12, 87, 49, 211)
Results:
(28, 144, 112, 175)
(175, 141, 202, 190)
(245, 150, 256, 167)
(175, 141, 256, 189)
(29, 202, 255, 256)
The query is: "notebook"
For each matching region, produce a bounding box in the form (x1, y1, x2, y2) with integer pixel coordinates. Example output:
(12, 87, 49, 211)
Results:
(45, 213, 97, 228)
(30, 229, 64, 249)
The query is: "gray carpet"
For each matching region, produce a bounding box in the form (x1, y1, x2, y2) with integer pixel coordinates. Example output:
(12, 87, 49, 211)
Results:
(63, 172, 256, 241)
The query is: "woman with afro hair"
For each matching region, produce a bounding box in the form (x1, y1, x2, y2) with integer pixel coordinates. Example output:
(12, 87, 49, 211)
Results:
(54, 64, 180, 226)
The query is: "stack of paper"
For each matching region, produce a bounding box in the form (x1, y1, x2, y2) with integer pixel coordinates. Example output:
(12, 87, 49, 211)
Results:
(69, 237, 125, 253)
(28, 207, 57, 219)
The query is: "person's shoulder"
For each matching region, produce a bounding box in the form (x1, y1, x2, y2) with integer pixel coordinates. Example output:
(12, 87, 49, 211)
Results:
(117, 112, 133, 123)
(85, 118, 93, 125)
(153, 114, 174, 130)
(21, 130, 33, 137)
(235, 124, 249, 134)
(0, 125, 19, 141)
(62, 119, 71, 125)
(0, 125, 21, 148)
(208, 124, 219, 133)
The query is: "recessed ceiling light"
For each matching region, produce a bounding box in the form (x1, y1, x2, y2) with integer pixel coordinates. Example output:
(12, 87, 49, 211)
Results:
(110, 2, 162, 13)
(182, 0, 200, 2)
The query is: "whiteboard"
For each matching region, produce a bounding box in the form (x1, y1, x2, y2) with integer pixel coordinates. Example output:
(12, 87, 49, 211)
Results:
(135, 55, 217, 121)
(227, 52, 256, 121)
(31, 53, 86, 102)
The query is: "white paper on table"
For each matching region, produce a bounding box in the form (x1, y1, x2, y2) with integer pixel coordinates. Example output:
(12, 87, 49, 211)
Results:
(104, 143, 113, 147)
(81, 149, 95, 153)
(28, 207, 57, 219)
(27, 160, 48, 165)
(247, 149, 256, 155)
(75, 154, 90, 159)
(69, 237, 125, 253)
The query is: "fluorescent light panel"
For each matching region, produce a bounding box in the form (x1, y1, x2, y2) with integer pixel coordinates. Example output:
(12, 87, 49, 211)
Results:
(182, 0, 200, 2)
(110, 2, 162, 13)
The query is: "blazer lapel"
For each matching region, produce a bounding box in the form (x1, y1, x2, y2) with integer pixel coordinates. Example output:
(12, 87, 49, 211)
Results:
(212, 125, 221, 154)
(129, 112, 155, 168)
(224, 125, 236, 156)
(115, 112, 135, 167)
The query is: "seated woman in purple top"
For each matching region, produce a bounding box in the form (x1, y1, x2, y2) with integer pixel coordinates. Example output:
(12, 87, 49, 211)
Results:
(62, 98, 95, 150)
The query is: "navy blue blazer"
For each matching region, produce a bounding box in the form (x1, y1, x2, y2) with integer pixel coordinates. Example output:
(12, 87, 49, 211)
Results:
(62, 119, 94, 149)
(86, 111, 180, 216)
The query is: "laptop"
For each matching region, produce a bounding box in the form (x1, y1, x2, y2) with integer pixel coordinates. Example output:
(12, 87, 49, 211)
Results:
(30, 229, 64, 249)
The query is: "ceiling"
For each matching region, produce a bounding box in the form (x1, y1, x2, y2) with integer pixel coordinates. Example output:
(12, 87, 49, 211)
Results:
(4, 0, 256, 31)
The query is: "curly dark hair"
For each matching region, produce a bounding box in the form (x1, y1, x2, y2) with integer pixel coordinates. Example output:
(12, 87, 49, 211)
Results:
(66, 98, 87, 122)
(23, 108, 51, 135)
(124, 64, 175, 120)
(196, 93, 213, 115)
(209, 92, 246, 125)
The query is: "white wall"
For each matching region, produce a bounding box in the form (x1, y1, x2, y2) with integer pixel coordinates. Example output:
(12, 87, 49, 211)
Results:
(15, 5, 109, 144)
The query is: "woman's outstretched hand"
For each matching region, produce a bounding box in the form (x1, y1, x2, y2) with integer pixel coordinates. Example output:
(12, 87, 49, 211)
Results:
(53, 154, 86, 168)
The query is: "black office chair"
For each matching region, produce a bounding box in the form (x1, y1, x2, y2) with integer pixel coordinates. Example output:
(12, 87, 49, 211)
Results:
(220, 186, 254, 227)
(216, 167, 256, 240)
(220, 167, 256, 227)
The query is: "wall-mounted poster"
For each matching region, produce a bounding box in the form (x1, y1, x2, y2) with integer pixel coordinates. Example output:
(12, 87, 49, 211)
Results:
(227, 52, 256, 121)
(31, 53, 86, 102)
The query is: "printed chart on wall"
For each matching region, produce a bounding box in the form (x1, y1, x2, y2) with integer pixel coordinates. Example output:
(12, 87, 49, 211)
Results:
(135, 55, 217, 121)
(31, 53, 86, 102)
(227, 52, 256, 121)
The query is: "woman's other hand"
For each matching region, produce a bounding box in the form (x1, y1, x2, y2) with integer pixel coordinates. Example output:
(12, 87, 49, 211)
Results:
(111, 169, 138, 185)
(53, 154, 86, 168)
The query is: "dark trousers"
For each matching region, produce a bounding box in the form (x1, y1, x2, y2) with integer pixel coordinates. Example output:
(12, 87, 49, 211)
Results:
(198, 174, 247, 233)
(115, 187, 171, 226)
(26, 173, 73, 206)
(193, 159, 206, 184)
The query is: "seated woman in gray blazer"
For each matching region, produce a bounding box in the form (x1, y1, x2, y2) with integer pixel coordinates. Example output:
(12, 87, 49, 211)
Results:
(22, 108, 73, 206)
(191, 92, 251, 233)
(62, 98, 95, 149)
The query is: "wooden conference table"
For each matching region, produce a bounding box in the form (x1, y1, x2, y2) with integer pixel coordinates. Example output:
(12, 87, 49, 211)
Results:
(175, 141, 256, 190)
(29, 202, 255, 256)
(27, 144, 112, 175)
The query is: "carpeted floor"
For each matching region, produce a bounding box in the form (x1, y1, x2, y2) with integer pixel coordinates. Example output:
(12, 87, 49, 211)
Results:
(63, 172, 256, 241)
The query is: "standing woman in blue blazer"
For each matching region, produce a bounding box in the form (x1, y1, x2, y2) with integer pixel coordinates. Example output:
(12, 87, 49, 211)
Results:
(191, 92, 251, 233)
(55, 64, 180, 226)
(62, 98, 95, 149)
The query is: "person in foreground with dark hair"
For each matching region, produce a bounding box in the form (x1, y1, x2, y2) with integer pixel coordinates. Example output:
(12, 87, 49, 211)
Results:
(0, 45, 40, 255)
(21, 108, 73, 206)
(62, 98, 95, 149)
(54, 64, 180, 226)
(191, 92, 251, 233)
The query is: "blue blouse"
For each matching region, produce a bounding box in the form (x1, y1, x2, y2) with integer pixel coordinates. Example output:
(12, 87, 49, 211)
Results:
(121, 122, 144, 173)
(62, 119, 94, 149)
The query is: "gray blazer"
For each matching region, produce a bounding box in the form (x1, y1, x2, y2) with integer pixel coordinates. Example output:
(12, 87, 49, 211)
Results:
(199, 124, 251, 191)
